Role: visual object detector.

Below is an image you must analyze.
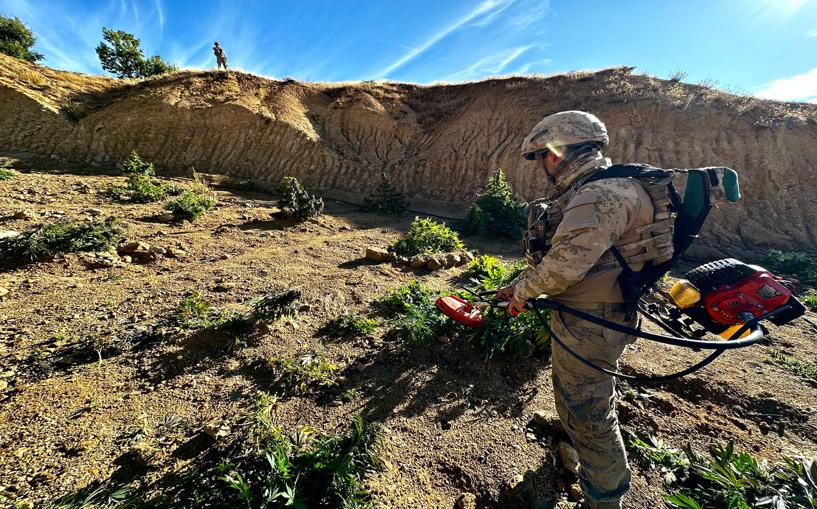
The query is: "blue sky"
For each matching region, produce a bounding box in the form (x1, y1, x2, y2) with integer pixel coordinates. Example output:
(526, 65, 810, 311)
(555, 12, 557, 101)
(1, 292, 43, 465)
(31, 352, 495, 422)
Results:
(2, 0, 816, 102)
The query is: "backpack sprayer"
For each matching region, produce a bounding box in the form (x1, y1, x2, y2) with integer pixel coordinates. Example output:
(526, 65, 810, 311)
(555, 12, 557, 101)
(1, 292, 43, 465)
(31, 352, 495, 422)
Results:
(435, 166, 809, 382)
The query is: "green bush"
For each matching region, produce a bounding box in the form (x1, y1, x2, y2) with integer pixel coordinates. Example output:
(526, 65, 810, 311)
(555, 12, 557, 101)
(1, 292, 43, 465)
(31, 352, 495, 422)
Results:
(464, 169, 527, 239)
(126, 174, 167, 203)
(392, 217, 464, 257)
(165, 191, 217, 220)
(364, 172, 408, 215)
(1, 218, 122, 261)
(770, 351, 817, 381)
(121, 151, 155, 176)
(467, 307, 549, 359)
(763, 250, 817, 287)
(804, 290, 817, 312)
(464, 255, 526, 290)
(174, 292, 214, 329)
(277, 176, 324, 221)
(269, 351, 338, 395)
(374, 280, 435, 317)
(321, 314, 377, 339)
(0, 168, 16, 181)
(0, 15, 43, 62)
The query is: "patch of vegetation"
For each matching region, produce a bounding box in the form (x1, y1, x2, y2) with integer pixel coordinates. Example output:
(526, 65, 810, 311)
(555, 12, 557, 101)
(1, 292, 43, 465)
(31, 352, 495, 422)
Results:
(668, 69, 688, 82)
(172, 289, 300, 337)
(392, 217, 464, 257)
(276, 176, 324, 221)
(0, 218, 122, 261)
(464, 255, 526, 290)
(43, 481, 131, 508)
(364, 172, 408, 215)
(121, 151, 155, 176)
(174, 292, 214, 329)
(763, 250, 817, 287)
(374, 280, 436, 317)
(804, 290, 817, 312)
(0, 168, 17, 181)
(0, 15, 43, 62)
(464, 169, 527, 239)
(165, 190, 217, 221)
(123, 174, 167, 203)
(770, 351, 817, 381)
(320, 314, 377, 339)
(269, 351, 339, 395)
(631, 436, 817, 509)
(468, 308, 549, 359)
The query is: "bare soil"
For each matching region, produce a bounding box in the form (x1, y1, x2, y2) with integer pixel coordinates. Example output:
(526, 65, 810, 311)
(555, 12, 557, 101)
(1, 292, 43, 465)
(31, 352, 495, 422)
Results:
(1, 171, 816, 508)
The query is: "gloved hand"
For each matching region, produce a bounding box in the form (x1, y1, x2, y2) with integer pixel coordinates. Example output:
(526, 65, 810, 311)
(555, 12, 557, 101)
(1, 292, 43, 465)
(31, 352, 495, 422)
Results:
(496, 284, 516, 301)
(508, 295, 526, 316)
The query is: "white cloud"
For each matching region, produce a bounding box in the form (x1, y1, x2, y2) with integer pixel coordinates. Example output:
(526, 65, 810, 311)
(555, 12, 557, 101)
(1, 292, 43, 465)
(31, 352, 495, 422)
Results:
(374, 0, 517, 78)
(155, 0, 165, 32)
(442, 44, 536, 81)
(756, 67, 817, 102)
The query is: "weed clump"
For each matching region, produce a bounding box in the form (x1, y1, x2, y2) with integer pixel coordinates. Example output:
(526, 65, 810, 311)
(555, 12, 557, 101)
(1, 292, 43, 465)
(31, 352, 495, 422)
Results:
(174, 292, 214, 329)
(763, 250, 817, 287)
(124, 174, 167, 203)
(803, 290, 817, 311)
(320, 314, 377, 339)
(269, 351, 339, 395)
(464, 255, 526, 290)
(0, 218, 122, 261)
(464, 169, 527, 239)
(392, 217, 464, 257)
(630, 435, 817, 508)
(172, 289, 300, 335)
(364, 172, 408, 215)
(276, 176, 324, 221)
(770, 351, 817, 381)
(121, 150, 155, 176)
(375, 280, 436, 317)
(165, 190, 217, 221)
(0, 168, 17, 181)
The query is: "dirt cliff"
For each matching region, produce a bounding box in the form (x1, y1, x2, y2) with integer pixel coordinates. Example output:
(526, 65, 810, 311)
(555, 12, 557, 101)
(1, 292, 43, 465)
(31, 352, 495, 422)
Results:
(2, 54, 816, 254)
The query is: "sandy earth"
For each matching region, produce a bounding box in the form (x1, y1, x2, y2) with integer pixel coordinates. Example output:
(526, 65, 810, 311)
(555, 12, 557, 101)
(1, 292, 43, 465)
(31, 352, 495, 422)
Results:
(1, 171, 815, 508)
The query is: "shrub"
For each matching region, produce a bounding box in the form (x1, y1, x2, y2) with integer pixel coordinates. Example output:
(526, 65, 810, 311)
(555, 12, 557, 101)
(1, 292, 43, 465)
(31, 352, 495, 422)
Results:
(121, 151, 155, 176)
(276, 176, 324, 221)
(174, 292, 213, 329)
(804, 290, 817, 312)
(374, 280, 435, 317)
(464, 255, 526, 290)
(668, 69, 688, 82)
(269, 351, 338, 395)
(125, 174, 167, 203)
(220, 410, 381, 508)
(467, 307, 549, 359)
(364, 172, 408, 215)
(165, 190, 217, 220)
(321, 314, 377, 339)
(96, 27, 175, 79)
(392, 217, 464, 257)
(1, 218, 122, 261)
(763, 250, 817, 286)
(0, 15, 43, 62)
(464, 169, 527, 239)
(0, 168, 16, 181)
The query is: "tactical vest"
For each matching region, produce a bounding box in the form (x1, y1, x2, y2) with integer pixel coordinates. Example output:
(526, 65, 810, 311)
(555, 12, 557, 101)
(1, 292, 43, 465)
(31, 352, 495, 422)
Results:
(523, 164, 675, 272)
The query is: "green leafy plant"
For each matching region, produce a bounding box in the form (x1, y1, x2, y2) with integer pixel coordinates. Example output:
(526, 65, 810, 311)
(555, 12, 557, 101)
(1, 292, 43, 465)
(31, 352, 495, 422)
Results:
(374, 280, 436, 317)
(763, 250, 817, 287)
(320, 314, 377, 339)
(629, 433, 690, 485)
(121, 151, 155, 176)
(0, 168, 16, 181)
(276, 176, 324, 221)
(364, 171, 408, 215)
(464, 169, 527, 239)
(165, 190, 217, 221)
(96, 27, 175, 78)
(464, 255, 526, 290)
(803, 290, 817, 312)
(270, 351, 339, 395)
(0, 218, 122, 261)
(124, 174, 167, 203)
(467, 307, 549, 359)
(0, 15, 43, 62)
(770, 351, 817, 381)
(392, 217, 464, 257)
(174, 292, 213, 329)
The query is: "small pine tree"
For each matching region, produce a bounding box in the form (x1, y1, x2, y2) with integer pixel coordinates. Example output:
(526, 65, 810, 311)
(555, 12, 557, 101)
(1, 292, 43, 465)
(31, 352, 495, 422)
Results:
(464, 169, 527, 239)
(121, 151, 155, 176)
(276, 176, 324, 221)
(364, 172, 408, 215)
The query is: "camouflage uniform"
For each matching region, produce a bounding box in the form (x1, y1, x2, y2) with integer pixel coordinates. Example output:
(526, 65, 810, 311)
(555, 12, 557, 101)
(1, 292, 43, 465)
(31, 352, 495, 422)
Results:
(513, 138, 656, 508)
(213, 43, 228, 70)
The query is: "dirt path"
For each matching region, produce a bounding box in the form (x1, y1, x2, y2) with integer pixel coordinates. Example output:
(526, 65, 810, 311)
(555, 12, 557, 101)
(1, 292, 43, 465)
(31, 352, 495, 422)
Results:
(1, 171, 815, 508)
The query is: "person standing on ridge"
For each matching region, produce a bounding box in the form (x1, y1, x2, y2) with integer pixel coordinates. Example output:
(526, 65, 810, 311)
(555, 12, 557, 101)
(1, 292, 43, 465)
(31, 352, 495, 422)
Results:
(496, 111, 675, 509)
(213, 41, 228, 70)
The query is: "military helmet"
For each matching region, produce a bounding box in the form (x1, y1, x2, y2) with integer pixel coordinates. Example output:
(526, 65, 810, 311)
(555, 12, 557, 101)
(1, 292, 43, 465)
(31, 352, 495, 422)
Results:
(521, 111, 608, 160)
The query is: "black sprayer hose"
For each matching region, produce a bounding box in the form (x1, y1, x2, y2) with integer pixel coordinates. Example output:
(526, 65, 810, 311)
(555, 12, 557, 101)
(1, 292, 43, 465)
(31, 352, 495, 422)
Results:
(530, 302, 728, 382)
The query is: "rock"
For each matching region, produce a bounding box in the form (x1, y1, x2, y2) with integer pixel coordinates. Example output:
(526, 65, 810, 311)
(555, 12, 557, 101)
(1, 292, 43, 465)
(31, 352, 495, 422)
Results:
(568, 483, 583, 502)
(155, 213, 176, 223)
(460, 251, 475, 263)
(557, 441, 580, 475)
(121, 255, 132, 264)
(427, 256, 444, 270)
(0, 287, 8, 299)
(445, 253, 461, 267)
(509, 473, 525, 489)
(166, 247, 187, 259)
(365, 247, 391, 263)
(531, 410, 566, 438)
(12, 209, 37, 220)
(149, 246, 167, 255)
(118, 241, 150, 254)
(0, 230, 20, 241)
(409, 255, 428, 269)
(455, 492, 477, 509)
(395, 255, 409, 265)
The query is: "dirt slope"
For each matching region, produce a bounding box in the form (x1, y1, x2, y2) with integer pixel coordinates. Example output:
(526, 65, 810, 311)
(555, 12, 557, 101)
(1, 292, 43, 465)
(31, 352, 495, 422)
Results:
(1, 54, 817, 254)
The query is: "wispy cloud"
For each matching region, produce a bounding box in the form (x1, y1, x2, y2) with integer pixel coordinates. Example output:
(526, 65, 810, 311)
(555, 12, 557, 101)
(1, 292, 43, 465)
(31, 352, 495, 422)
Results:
(755, 67, 817, 103)
(154, 0, 165, 32)
(374, 0, 516, 78)
(442, 44, 536, 81)
(808, 28, 817, 37)
(508, 0, 549, 29)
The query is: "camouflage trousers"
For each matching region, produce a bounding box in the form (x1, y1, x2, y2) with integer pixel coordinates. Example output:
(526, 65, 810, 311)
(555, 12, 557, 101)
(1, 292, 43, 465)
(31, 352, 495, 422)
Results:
(551, 303, 635, 509)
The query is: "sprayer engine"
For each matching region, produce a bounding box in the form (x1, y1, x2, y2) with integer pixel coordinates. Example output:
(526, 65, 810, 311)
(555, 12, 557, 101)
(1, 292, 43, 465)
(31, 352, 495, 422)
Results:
(665, 258, 806, 337)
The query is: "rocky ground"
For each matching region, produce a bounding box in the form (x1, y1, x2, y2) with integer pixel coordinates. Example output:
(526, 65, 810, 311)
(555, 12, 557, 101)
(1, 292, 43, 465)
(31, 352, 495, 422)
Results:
(1, 170, 816, 508)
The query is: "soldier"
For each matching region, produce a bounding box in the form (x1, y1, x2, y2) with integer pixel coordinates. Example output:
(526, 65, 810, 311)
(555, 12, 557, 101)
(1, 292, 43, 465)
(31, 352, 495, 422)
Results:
(213, 41, 228, 70)
(496, 111, 671, 509)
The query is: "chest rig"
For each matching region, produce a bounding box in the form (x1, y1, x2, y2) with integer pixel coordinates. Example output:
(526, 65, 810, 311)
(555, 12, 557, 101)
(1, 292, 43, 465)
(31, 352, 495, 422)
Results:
(523, 164, 677, 273)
